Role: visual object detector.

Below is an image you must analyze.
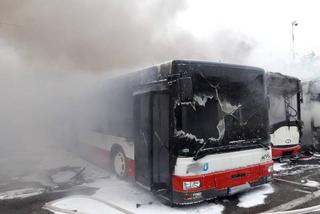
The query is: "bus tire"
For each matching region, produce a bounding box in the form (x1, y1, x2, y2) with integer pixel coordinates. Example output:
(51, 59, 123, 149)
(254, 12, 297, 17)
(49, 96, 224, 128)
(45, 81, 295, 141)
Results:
(111, 146, 127, 179)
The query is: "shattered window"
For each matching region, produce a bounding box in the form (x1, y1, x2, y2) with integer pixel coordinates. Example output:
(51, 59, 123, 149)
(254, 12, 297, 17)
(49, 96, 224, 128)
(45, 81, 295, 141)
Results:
(269, 95, 286, 125)
(175, 96, 221, 141)
(269, 93, 298, 125)
(174, 72, 268, 156)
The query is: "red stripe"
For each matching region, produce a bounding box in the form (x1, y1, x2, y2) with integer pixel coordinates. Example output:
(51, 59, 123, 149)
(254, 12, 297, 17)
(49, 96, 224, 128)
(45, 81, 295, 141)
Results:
(172, 161, 273, 192)
(272, 145, 301, 158)
(127, 159, 135, 176)
(77, 143, 111, 170)
(77, 143, 135, 176)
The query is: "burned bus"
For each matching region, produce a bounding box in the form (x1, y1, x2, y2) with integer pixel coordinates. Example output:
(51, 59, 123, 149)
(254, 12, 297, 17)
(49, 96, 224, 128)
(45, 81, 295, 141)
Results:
(77, 60, 273, 205)
(266, 72, 303, 159)
(302, 80, 320, 151)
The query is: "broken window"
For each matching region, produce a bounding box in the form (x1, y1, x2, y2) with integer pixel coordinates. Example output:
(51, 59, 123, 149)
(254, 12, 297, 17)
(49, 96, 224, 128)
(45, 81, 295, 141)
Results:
(174, 71, 268, 157)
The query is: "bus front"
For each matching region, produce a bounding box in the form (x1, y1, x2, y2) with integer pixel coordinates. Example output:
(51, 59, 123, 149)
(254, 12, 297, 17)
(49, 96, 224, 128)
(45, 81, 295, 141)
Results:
(267, 73, 303, 159)
(171, 61, 273, 204)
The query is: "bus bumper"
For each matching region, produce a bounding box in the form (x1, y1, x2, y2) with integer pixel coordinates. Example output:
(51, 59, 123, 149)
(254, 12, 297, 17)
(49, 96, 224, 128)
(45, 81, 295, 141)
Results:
(272, 145, 301, 159)
(171, 161, 273, 205)
(172, 175, 272, 204)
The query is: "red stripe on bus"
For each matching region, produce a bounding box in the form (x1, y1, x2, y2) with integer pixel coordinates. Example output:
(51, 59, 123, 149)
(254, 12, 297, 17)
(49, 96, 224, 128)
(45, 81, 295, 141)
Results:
(77, 143, 135, 176)
(172, 161, 273, 192)
(272, 145, 301, 158)
(127, 159, 135, 176)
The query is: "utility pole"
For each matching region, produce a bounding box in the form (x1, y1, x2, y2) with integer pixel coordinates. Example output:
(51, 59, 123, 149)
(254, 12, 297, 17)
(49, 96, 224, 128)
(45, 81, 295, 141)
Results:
(291, 20, 298, 62)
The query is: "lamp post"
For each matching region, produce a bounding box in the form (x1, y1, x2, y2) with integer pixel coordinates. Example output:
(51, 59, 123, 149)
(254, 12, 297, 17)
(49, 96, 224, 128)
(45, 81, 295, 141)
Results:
(291, 21, 298, 61)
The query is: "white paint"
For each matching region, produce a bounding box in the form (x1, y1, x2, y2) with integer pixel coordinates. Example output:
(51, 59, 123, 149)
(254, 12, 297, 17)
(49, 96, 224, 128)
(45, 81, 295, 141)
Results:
(78, 131, 134, 159)
(0, 188, 44, 200)
(174, 148, 272, 176)
(237, 184, 274, 208)
(270, 126, 300, 147)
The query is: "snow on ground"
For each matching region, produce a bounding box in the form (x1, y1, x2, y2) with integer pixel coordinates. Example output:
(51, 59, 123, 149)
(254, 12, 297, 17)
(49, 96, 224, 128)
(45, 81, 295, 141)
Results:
(45, 196, 126, 214)
(45, 176, 224, 214)
(273, 162, 320, 177)
(304, 179, 320, 187)
(19, 151, 109, 188)
(273, 163, 287, 171)
(0, 188, 44, 200)
(237, 184, 274, 208)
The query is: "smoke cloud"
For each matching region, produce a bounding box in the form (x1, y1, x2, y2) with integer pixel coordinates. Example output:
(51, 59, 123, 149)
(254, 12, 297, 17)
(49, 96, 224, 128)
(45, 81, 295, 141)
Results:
(0, 0, 253, 72)
(0, 0, 255, 181)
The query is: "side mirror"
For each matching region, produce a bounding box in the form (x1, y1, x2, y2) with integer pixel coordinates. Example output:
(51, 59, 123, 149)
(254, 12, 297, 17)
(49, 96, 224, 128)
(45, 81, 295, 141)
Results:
(178, 77, 193, 102)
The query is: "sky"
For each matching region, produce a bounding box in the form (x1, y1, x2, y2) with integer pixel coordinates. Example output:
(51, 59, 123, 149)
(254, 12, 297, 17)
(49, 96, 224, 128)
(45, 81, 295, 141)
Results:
(176, 0, 320, 61)
(0, 0, 319, 79)
(173, 0, 320, 80)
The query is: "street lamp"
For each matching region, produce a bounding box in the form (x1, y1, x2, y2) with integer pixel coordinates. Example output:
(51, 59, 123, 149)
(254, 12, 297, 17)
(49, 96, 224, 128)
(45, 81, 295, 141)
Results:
(291, 20, 298, 61)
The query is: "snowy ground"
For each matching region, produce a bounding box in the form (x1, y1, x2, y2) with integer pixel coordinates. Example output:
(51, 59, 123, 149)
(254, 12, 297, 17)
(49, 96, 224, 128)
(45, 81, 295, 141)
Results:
(4, 150, 320, 213)
(237, 184, 274, 208)
(45, 176, 226, 214)
(0, 143, 277, 214)
(0, 188, 44, 200)
(42, 175, 278, 214)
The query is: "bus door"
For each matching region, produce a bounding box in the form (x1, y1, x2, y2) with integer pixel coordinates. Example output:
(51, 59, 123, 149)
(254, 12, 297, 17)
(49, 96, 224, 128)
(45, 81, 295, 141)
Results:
(134, 92, 170, 192)
(134, 93, 152, 189)
(152, 93, 170, 192)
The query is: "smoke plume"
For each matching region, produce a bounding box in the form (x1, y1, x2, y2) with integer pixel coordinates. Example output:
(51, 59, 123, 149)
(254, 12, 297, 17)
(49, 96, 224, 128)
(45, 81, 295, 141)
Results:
(0, 0, 256, 180)
(0, 0, 253, 72)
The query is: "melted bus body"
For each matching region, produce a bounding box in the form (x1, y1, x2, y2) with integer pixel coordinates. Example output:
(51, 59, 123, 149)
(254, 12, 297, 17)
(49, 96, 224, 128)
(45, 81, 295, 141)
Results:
(266, 72, 303, 159)
(78, 60, 273, 205)
(302, 80, 320, 151)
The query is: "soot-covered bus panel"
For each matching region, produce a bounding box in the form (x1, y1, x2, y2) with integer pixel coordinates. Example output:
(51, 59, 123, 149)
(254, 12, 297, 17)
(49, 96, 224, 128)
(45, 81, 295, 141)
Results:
(132, 61, 272, 204)
(267, 72, 303, 159)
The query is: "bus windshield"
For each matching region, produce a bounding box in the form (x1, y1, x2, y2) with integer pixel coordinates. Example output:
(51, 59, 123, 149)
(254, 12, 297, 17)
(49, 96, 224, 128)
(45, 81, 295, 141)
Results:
(174, 72, 269, 157)
(269, 92, 298, 125)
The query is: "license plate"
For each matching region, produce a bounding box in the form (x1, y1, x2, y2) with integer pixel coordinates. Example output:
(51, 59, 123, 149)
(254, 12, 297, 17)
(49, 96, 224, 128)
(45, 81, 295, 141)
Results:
(227, 183, 250, 195)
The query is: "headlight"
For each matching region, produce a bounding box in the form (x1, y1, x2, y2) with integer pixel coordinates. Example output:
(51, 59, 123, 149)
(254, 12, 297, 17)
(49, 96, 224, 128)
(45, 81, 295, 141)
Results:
(267, 165, 273, 173)
(183, 181, 201, 190)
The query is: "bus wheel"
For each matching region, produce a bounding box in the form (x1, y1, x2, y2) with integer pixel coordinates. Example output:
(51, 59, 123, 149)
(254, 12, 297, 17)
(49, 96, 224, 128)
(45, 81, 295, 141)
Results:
(111, 147, 127, 179)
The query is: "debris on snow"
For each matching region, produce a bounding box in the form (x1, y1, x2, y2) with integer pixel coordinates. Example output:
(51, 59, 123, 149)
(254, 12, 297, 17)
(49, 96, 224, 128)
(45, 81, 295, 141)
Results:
(237, 184, 274, 208)
(0, 188, 44, 200)
(273, 163, 287, 172)
(273, 163, 320, 177)
(303, 179, 320, 187)
(51, 170, 78, 184)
